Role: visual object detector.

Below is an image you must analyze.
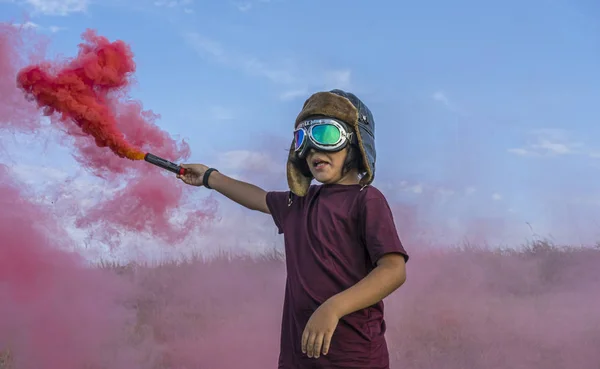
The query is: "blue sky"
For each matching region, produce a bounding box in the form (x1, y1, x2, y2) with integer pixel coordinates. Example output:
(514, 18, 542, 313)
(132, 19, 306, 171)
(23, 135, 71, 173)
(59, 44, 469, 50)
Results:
(2, 0, 600, 247)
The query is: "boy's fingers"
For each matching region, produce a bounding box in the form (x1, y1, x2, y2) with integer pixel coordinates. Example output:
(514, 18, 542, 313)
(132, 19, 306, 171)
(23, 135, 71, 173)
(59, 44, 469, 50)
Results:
(306, 332, 317, 357)
(322, 333, 332, 355)
(301, 328, 309, 353)
(312, 333, 324, 358)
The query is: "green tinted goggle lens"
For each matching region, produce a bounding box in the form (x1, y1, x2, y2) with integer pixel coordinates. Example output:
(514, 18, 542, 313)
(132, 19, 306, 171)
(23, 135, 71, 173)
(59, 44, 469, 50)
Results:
(311, 124, 341, 145)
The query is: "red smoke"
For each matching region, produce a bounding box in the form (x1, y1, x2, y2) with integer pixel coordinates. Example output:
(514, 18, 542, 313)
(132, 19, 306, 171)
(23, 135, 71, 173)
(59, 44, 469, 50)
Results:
(1, 21, 599, 369)
(16, 29, 145, 161)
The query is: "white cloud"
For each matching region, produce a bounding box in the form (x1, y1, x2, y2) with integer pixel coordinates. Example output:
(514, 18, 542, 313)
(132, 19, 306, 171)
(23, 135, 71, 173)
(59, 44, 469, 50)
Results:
(432, 90, 451, 106)
(10, 21, 65, 33)
(431, 90, 465, 114)
(531, 139, 572, 155)
(492, 193, 502, 201)
(279, 89, 308, 101)
(530, 128, 568, 140)
(154, 0, 192, 6)
(48, 25, 65, 32)
(185, 33, 225, 59)
(11, 21, 39, 29)
(507, 148, 534, 156)
(437, 187, 455, 197)
(24, 0, 89, 15)
(323, 69, 352, 90)
(209, 105, 235, 121)
(385, 182, 476, 200)
(397, 180, 423, 194)
(408, 184, 423, 194)
(435, 187, 455, 204)
(183, 32, 352, 98)
(11, 163, 69, 182)
(412, 185, 424, 194)
(8, 163, 119, 209)
(234, 2, 253, 11)
(241, 56, 296, 84)
(378, 180, 468, 201)
(215, 150, 279, 175)
(233, 0, 272, 12)
(154, 0, 193, 13)
(395, 181, 455, 198)
(508, 128, 585, 157)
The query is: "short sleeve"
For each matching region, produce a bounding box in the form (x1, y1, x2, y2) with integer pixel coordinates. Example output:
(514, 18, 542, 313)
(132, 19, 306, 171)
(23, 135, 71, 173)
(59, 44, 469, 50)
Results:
(266, 191, 291, 234)
(361, 188, 409, 265)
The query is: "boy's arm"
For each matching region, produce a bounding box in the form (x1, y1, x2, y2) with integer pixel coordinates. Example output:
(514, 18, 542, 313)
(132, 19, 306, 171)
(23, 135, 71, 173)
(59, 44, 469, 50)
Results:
(178, 163, 270, 214)
(208, 171, 270, 214)
(302, 253, 406, 358)
(326, 253, 406, 317)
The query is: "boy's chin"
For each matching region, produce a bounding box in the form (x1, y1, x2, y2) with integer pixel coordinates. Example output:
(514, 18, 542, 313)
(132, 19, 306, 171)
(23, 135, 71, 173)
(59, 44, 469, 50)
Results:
(311, 171, 339, 184)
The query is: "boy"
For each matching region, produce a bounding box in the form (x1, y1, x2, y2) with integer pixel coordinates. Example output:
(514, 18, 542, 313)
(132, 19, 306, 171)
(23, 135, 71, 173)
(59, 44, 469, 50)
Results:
(177, 89, 409, 368)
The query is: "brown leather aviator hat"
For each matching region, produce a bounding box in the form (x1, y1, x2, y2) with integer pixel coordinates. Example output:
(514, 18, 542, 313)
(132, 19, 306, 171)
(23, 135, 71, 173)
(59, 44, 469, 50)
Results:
(286, 89, 376, 196)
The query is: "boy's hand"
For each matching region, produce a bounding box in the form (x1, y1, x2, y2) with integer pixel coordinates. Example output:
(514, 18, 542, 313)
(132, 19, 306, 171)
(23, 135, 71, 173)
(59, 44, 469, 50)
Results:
(301, 300, 341, 358)
(177, 163, 209, 186)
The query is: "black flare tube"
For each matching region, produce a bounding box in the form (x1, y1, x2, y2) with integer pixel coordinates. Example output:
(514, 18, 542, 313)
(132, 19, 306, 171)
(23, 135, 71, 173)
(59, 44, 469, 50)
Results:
(144, 153, 186, 176)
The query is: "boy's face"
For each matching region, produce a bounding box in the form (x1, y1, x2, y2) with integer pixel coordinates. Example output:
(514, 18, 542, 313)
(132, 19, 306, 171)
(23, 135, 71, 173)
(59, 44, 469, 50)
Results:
(305, 147, 358, 185)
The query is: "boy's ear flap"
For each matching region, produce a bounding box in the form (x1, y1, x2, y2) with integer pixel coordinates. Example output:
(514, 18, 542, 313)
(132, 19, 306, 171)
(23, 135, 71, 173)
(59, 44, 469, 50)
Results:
(286, 141, 312, 196)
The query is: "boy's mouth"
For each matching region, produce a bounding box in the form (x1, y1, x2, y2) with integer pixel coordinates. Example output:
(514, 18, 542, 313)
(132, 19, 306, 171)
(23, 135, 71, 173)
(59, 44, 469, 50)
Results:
(311, 158, 329, 170)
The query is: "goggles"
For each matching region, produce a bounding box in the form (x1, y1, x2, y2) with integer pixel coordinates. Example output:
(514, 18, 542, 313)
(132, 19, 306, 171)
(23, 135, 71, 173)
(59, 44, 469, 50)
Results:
(293, 118, 355, 158)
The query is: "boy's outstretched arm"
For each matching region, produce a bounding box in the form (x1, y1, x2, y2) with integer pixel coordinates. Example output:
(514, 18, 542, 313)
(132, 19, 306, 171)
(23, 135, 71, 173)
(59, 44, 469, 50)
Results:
(177, 163, 270, 214)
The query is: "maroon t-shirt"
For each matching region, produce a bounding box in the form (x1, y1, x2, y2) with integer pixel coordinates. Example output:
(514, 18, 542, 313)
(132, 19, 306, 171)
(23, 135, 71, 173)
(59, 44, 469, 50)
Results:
(266, 183, 409, 369)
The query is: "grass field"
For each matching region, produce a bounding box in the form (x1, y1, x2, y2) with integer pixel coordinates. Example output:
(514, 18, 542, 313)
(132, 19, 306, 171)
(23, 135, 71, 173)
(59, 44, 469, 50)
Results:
(1, 241, 598, 369)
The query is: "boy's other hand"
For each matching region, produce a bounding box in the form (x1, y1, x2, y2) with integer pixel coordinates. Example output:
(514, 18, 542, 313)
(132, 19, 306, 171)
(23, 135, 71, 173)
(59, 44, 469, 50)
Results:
(301, 301, 341, 359)
(177, 163, 209, 186)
